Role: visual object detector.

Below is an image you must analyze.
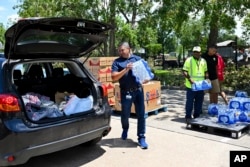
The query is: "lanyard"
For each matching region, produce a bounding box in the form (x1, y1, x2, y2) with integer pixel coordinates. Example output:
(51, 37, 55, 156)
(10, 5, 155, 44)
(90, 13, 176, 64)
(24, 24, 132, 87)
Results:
(195, 58, 201, 71)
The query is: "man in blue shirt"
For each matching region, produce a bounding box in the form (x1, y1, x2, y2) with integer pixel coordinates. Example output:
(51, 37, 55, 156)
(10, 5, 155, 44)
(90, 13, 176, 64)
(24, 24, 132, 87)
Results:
(111, 42, 148, 149)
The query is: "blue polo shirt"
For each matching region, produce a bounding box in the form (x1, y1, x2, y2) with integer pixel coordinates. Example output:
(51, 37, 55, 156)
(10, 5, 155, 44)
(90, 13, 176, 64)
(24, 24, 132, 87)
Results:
(111, 54, 141, 90)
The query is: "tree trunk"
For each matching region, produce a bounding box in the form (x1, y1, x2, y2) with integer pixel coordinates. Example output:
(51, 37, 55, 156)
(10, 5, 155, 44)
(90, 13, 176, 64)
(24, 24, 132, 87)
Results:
(109, 0, 116, 56)
(207, 25, 219, 48)
(207, 12, 219, 48)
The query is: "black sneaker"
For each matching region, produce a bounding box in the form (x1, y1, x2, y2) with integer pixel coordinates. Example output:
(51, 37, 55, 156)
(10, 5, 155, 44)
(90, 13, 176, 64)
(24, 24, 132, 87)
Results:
(185, 118, 192, 124)
(121, 129, 128, 140)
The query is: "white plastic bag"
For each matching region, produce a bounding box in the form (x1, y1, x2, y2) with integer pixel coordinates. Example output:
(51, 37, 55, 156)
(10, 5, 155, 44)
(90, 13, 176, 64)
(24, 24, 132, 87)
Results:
(63, 95, 93, 116)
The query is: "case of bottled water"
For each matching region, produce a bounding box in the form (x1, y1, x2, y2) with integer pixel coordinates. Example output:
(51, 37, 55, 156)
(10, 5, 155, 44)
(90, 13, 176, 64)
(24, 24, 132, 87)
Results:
(242, 98, 250, 111)
(208, 104, 227, 116)
(238, 111, 249, 122)
(218, 108, 236, 124)
(208, 103, 219, 116)
(235, 90, 248, 98)
(229, 97, 243, 110)
(191, 79, 212, 91)
(234, 109, 242, 122)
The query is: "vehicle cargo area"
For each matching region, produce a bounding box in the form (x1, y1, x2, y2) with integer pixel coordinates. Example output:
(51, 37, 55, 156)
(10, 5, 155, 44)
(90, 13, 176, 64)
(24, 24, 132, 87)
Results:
(12, 60, 96, 122)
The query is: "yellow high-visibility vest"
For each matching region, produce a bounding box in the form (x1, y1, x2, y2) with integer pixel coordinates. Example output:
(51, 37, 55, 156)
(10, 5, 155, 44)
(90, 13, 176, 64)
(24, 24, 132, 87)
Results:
(183, 56, 207, 88)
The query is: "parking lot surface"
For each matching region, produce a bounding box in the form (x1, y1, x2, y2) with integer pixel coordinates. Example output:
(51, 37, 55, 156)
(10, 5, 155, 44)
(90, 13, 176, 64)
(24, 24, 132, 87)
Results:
(18, 89, 250, 167)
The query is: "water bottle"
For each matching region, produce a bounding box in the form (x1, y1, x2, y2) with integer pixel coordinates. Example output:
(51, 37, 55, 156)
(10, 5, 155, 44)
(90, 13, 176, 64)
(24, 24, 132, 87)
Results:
(235, 90, 248, 98)
(247, 111, 250, 122)
(234, 109, 242, 122)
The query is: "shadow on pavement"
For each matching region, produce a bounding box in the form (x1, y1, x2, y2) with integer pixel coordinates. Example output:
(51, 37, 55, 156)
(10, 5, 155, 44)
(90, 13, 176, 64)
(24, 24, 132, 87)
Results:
(100, 138, 138, 148)
(16, 144, 106, 167)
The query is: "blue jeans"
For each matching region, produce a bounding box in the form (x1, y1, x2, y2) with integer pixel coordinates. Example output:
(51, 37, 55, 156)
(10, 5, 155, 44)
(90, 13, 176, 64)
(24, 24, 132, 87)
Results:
(185, 88, 204, 118)
(120, 87, 145, 139)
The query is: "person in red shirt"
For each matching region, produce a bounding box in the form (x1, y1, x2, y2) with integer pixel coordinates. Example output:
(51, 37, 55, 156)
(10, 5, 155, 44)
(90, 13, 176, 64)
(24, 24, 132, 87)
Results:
(217, 53, 229, 105)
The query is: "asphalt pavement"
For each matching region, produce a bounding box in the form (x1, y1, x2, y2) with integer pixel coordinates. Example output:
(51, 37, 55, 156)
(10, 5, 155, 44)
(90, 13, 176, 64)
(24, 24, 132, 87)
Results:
(95, 89, 250, 167)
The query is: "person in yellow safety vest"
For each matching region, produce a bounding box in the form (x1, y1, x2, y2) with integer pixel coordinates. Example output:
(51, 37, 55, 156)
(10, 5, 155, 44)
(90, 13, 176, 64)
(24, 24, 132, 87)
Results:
(182, 46, 209, 124)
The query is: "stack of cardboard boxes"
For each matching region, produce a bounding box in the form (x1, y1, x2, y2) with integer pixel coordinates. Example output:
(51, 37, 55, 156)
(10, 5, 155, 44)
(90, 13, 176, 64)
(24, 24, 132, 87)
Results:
(80, 57, 162, 113)
(80, 56, 117, 106)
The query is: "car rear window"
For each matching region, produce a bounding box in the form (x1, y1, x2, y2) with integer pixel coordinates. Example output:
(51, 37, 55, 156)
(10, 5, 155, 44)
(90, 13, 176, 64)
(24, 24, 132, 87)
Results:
(17, 28, 95, 51)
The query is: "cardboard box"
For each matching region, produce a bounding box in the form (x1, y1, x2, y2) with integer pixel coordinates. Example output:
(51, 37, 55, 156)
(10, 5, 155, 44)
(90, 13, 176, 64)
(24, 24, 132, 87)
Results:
(88, 57, 107, 66)
(144, 97, 161, 111)
(114, 81, 161, 101)
(98, 76, 106, 82)
(104, 82, 115, 98)
(114, 97, 161, 113)
(106, 57, 117, 66)
(106, 74, 113, 82)
(114, 98, 136, 113)
(114, 81, 161, 112)
(108, 97, 115, 106)
(91, 66, 101, 75)
(143, 81, 161, 100)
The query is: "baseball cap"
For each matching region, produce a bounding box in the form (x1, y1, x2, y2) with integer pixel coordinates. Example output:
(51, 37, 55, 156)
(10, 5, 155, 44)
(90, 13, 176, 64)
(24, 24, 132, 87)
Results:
(193, 46, 201, 52)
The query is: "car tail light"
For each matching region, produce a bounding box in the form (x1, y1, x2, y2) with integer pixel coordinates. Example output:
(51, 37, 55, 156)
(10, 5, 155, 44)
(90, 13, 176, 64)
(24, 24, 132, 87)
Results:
(100, 84, 108, 97)
(0, 94, 20, 112)
(7, 155, 15, 162)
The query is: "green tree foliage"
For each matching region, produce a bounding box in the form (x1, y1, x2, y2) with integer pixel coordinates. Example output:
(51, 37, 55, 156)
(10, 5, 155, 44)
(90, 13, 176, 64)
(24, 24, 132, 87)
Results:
(242, 13, 250, 43)
(14, 0, 159, 56)
(0, 23, 6, 49)
(224, 64, 250, 93)
(157, 0, 250, 48)
(12, 0, 250, 57)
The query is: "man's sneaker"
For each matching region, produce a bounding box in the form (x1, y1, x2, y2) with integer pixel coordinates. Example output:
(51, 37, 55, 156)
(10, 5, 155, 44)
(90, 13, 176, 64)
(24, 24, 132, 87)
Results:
(138, 138, 148, 149)
(185, 118, 192, 124)
(121, 129, 128, 140)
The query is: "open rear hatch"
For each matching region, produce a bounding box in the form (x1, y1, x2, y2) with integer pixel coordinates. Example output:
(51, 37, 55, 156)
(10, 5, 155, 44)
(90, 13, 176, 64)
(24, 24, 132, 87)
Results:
(4, 17, 112, 123)
(4, 17, 112, 59)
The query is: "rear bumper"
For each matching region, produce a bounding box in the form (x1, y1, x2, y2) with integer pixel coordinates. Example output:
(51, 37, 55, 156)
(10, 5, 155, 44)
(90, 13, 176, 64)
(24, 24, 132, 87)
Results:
(0, 125, 111, 166)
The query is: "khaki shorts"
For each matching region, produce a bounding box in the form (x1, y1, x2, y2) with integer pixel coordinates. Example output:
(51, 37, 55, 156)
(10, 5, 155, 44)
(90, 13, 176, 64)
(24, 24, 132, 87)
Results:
(219, 80, 224, 92)
(209, 79, 220, 93)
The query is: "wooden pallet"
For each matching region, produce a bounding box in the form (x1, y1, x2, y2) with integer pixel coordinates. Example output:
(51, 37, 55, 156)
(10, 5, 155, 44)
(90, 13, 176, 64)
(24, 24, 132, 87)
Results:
(144, 104, 168, 118)
(186, 115, 250, 139)
(112, 104, 168, 118)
